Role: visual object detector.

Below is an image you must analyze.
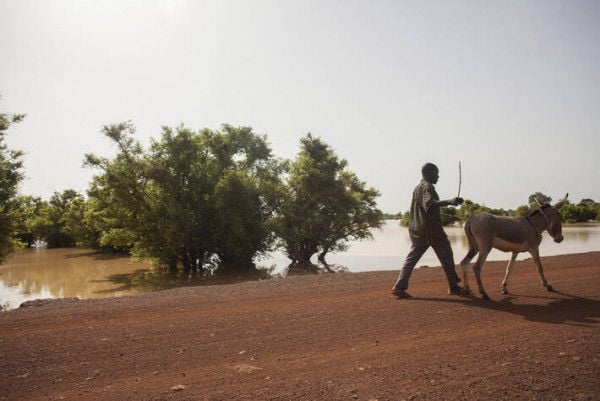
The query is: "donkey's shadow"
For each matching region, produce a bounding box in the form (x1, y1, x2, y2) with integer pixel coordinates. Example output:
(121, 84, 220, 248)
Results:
(421, 291, 600, 326)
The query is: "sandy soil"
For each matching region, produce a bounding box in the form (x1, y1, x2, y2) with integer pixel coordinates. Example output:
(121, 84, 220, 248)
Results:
(1, 252, 599, 401)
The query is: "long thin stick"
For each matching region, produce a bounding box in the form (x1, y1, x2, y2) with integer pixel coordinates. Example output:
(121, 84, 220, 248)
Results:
(457, 161, 462, 198)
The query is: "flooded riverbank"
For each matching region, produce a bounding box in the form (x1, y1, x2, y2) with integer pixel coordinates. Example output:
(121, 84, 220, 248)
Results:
(2, 222, 599, 309)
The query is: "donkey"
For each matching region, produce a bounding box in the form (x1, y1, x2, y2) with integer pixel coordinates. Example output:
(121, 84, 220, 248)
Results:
(459, 194, 568, 300)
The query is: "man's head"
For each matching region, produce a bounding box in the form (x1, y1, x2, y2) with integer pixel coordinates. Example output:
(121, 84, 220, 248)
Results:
(421, 163, 439, 184)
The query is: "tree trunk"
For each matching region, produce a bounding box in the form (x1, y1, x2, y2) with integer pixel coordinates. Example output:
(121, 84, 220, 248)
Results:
(167, 257, 178, 273)
(285, 240, 319, 269)
(182, 254, 193, 275)
(317, 250, 328, 266)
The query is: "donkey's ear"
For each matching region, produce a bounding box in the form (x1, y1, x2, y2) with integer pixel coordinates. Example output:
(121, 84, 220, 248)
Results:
(554, 193, 569, 210)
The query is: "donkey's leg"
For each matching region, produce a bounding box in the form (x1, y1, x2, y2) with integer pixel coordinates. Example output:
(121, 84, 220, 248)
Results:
(472, 248, 491, 300)
(501, 252, 518, 295)
(459, 248, 478, 295)
(460, 261, 471, 295)
(529, 248, 554, 292)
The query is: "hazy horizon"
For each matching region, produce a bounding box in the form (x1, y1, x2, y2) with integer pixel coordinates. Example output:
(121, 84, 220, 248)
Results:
(1, 0, 599, 212)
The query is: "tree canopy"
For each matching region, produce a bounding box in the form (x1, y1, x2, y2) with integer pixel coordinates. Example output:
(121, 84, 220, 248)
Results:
(85, 122, 283, 274)
(275, 134, 383, 267)
(528, 192, 552, 208)
(398, 192, 600, 227)
(0, 110, 25, 263)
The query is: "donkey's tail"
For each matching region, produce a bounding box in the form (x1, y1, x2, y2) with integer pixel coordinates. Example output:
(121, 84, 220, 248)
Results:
(460, 219, 478, 266)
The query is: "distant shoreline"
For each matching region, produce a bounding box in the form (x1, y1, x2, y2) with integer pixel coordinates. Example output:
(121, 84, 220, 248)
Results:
(384, 218, 600, 228)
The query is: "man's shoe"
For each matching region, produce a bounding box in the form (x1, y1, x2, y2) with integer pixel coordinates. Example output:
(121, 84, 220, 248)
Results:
(392, 289, 413, 299)
(448, 286, 468, 296)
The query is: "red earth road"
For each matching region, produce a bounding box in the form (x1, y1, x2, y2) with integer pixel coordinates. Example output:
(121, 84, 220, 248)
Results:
(1, 252, 599, 400)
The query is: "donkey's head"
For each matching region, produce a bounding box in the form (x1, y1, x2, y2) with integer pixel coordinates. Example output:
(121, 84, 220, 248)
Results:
(535, 193, 569, 243)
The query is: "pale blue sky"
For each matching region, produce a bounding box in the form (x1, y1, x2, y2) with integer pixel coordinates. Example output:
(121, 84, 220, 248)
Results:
(1, 0, 598, 213)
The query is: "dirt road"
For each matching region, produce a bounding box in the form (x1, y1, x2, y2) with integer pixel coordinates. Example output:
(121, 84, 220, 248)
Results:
(1, 252, 599, 400)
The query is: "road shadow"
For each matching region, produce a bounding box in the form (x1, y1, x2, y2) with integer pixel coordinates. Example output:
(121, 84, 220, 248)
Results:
(418, 291, 600, 326)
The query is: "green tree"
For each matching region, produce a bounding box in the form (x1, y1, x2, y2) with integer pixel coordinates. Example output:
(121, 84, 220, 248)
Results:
(528, 192, 552, 208)
(86, 122, 167, 259)
(560, 201, 597, 223)
(86, 122, 282, 273)
(515, 204, 533, 217)
(14, 195, 45, 247)
(61, 195, 105, 248)
(201, 125, 284, 270)
(84, 157, 140, 252)
(440, 206, 460, 226)
(382, 211, 403, 220)
(399, 206, 460, 227)
(399, 211, 410, 227)
(577, 199, 599, 222)
(28, 190, 82, 248)
(456, 200, 489, 221)
(276, 134, 383, 266)
(0, 110, 25, 263)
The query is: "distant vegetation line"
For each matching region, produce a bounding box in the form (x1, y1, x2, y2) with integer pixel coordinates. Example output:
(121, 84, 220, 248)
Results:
(2, 117, 382, 273)
(387, 194, 599, 227)
(2, 110, 598, 273)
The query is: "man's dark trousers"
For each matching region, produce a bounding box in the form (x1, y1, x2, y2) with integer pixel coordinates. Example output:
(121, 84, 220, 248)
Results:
(393, 236, 461, 291)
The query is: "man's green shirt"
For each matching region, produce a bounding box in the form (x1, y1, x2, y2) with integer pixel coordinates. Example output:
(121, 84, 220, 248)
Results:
(408, 179, 446, 246)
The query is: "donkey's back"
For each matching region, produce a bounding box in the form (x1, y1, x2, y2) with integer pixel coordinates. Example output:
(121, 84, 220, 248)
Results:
(463, 213, 540, 255)
(459, 194, 568, 299)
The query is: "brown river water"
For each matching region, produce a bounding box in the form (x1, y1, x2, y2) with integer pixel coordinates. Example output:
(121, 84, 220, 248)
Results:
(1, 222, 599, 310)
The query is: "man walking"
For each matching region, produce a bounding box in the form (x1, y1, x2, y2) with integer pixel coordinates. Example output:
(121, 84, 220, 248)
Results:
(392, 162, 466, 298)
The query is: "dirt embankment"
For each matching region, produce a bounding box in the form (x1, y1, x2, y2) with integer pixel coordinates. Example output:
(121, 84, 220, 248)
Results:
(1, 252, 599, 400)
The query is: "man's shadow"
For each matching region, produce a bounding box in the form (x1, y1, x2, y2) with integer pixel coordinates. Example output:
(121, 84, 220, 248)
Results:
(419, 290, 600, 326)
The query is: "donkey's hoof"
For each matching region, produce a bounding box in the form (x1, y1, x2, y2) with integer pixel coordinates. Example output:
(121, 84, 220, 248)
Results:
(546, 285, 555, 292)
(481, 293, 491, 301)
(501, 288, 509, 295)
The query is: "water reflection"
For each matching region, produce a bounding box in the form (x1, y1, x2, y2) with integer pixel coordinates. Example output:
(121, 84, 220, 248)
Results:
(0, 249, 154, 309)
(1, 222, 599, 310)
(0, 248, 280, 310)
(316, 222, 600, 272)
(96, 265, 275, 295)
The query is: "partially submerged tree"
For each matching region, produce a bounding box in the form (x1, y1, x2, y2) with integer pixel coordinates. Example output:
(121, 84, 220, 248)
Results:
(85, 122, 282, 273)
(22, 190, 84, 248)
(276, 134, 383, 267)
(0, 110, 25, 263)
(560, 200, 598, 224)
(13, 195, 44, 247)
